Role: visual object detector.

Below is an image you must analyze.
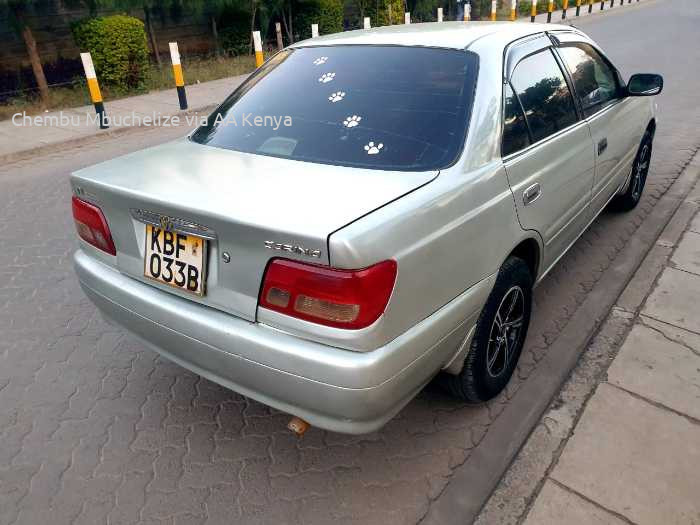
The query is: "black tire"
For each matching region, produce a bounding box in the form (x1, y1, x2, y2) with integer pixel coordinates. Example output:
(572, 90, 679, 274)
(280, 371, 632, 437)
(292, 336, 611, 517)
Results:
(440, 256, 533, 403)
(609, 130, 653, 212)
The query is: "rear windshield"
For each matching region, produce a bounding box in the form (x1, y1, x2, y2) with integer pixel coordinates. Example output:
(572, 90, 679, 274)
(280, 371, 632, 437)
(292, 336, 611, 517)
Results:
(191, 45, 478, 171)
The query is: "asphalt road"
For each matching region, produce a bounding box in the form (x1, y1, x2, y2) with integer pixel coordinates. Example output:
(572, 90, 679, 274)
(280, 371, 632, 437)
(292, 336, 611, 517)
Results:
(1, 1, 699, 524)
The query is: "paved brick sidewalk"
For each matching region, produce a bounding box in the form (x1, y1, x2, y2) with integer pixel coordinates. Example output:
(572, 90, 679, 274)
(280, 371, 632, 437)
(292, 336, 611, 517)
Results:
(522, 186, 700, 524)
(477, 168, 700, 525)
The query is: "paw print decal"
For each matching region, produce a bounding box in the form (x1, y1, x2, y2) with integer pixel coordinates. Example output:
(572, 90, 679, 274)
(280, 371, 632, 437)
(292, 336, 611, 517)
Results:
(313, 56, 328, 65)
(364, 141, 384, 155)
(318, 72, 335, 83)
(343, 115, 362, 128)
(328, 91, 346, 103)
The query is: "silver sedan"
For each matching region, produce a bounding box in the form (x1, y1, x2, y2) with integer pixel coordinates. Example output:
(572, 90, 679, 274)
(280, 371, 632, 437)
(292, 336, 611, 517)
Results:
(71, 22, 662, 434)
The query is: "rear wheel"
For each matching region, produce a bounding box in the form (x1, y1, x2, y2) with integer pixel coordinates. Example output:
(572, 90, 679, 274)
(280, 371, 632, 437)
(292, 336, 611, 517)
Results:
(440, 256, 533, 403)
(609, 131, 652, 212)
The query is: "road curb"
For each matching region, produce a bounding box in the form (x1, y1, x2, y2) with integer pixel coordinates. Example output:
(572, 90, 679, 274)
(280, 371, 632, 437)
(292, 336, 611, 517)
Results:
(471, 150, 700, 525)
(0, 103, 216, 165)
(424, 149, 700, 525)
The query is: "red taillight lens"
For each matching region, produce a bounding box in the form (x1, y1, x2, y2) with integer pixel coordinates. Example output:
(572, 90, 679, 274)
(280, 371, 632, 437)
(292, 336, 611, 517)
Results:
(259, 258, 397, 329)
(71, 196, 116, 256)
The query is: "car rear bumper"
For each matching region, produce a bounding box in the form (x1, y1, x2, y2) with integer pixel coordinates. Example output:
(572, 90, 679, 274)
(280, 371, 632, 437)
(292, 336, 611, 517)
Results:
(74, 249, 492, 434)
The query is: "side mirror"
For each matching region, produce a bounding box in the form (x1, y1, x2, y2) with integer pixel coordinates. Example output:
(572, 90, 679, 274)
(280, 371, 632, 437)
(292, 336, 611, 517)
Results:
(627, 73, 664, 96)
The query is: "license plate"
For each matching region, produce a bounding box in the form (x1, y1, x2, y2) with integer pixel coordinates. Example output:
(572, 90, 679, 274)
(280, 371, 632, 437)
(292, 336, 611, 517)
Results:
(144, 224, 207, 296)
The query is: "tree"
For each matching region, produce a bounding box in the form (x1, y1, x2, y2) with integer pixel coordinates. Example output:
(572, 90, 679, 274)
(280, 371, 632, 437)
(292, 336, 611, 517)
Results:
(142, 0, 163, 65)
(181, 0, 245, 56)
(2, 0, 50, 106)
(79, 0, 167, 66)
(264, 0, 293, 44)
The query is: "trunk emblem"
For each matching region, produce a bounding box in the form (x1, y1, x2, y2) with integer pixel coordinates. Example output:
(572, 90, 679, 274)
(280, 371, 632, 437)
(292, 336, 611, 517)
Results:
(159, 215, 174, 231)
(130, 209, 217, 240)
(264, 241, 322, 259)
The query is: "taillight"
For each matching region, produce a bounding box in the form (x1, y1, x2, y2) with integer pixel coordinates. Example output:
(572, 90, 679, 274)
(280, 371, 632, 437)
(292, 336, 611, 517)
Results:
(259, 258, 397, 329)
(71, 196, 116, 256)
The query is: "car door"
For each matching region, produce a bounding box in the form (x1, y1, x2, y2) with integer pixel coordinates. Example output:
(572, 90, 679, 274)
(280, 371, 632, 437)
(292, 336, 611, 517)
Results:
(553, 38, 642, 215)
(502, 40, 596, 275)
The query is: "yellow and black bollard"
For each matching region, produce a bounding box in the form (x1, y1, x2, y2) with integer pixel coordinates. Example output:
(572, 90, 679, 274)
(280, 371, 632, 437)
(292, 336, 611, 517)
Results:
(510, 0, 517, 21)
(547, 0, 554, 22)
(80, 52, 108, 129)
(169, 42, 187, 110)
(253, 31, 263, 68)
(562, 0, 568, 18)
(531, 0, 537, 21)
(490, 0, 497, 21)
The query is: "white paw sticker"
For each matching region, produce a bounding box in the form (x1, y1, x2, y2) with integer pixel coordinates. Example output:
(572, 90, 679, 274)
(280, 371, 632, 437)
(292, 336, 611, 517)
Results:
(318, 72, 335, 83)
(328, 91, 346, 102)
(343, 115, 362, 128)
(313, 56, 328, 65)
(364, 141, 383, 155)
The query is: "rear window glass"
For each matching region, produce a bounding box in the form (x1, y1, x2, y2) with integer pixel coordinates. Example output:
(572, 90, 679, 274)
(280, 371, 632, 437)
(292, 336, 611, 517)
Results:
(191, 46, 478, 171)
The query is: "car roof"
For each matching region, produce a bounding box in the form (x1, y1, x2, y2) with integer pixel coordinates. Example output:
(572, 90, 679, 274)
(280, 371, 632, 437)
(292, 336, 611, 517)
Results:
(290, 21, 566, 52)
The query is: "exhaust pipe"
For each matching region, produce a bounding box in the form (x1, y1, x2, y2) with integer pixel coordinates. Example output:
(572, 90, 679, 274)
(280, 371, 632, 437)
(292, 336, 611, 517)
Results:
(287, 416, 310, 436)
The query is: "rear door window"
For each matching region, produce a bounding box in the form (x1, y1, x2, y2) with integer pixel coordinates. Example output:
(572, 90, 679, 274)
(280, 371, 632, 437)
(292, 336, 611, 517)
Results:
(510, 49, 579, 143)
(191, 46, 478, 171)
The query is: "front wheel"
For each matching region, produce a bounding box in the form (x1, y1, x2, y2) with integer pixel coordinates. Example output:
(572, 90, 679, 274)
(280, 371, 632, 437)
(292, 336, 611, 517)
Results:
(609, 131, 652, 212)
(440, 256, 533, 403)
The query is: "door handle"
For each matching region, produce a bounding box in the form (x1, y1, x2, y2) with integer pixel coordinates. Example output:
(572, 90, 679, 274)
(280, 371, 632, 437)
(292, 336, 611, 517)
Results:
(523, 183, 542, 206)
(598, 137, 608, 155)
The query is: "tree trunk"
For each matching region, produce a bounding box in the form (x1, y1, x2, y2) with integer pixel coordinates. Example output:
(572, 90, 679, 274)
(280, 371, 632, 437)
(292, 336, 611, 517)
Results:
(21, 24, 49, 106)
(211, 15, 220, 56)
(280, 2, 294, 44)
(145, 8, 162, 67)
(15, 10, 49, 107)
(249, 0, 257, 54)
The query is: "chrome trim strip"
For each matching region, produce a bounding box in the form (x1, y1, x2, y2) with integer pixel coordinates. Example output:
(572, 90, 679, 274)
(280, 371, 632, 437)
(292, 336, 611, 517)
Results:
(130, 208, 218, 240)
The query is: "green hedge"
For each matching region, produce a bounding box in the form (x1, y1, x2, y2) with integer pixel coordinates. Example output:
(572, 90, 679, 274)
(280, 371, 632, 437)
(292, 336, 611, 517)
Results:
(218, 5, 253, 56)
(72, 14, 150, 92)
(295, 0, 344, 40)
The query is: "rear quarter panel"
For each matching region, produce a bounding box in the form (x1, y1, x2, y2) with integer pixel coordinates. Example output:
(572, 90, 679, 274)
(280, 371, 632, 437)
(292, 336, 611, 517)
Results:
(329, 161, 528, 348)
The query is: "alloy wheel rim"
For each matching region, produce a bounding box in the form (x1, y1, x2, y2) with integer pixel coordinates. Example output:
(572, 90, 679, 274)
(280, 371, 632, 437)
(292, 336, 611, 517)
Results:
(632, 143, 650, 201)
(486, 286, 525, 378)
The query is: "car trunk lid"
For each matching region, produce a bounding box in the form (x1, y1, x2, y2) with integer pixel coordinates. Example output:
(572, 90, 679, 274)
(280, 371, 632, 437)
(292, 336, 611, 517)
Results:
(71, 138, 437, 321)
